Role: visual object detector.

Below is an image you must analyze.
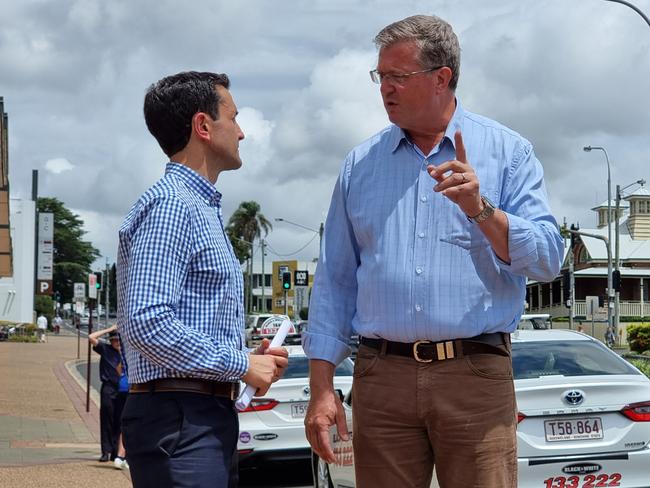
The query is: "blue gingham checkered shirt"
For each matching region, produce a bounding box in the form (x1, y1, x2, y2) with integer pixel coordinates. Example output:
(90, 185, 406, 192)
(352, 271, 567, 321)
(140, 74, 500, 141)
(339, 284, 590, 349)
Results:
(117, 162, 249, 384)
(303, 99, 563, 365)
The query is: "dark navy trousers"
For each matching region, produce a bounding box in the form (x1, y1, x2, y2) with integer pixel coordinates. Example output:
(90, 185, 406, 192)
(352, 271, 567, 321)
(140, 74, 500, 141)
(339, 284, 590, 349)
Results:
(121, 391, 239, 488)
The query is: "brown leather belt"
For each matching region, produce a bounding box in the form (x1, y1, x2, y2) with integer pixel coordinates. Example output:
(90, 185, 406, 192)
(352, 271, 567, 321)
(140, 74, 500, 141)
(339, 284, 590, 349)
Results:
(129, 378, 240, 400)
(360, 332, 510, 363)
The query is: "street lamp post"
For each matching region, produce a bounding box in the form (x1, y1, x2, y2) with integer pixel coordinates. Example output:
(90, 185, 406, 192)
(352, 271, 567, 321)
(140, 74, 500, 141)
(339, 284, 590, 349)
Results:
(583, 145, 614, 336)
(603, 0, 650, 29)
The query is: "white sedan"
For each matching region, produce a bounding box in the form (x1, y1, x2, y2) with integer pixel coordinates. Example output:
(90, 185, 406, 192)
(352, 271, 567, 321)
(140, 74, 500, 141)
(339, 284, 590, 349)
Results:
(316, 330, 650, 488)
(237, 345, 353, 469)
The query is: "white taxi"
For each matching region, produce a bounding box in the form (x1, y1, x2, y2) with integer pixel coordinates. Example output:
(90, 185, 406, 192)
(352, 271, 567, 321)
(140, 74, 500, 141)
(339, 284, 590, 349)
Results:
(316, 330, 650, 488)
(238, 346, 353, 469)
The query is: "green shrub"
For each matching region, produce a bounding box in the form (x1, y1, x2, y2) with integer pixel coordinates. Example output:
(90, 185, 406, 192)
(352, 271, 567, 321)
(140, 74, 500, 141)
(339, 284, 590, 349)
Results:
(627, 324, 650, 354)
(8, 335, 39, 343)
(630, 359, 650, 378)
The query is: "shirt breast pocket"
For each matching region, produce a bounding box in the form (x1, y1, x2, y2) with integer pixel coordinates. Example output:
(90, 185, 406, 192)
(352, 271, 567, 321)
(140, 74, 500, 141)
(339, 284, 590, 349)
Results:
(438, 190, 499, 252)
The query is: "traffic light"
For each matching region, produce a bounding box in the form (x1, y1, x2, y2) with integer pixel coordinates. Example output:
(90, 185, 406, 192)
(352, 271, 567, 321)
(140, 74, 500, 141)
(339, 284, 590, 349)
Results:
(563, 272, 570, 293)
(569, 223, 579, 249)
(613, 270, 621, 292)
(95, 272, 102, 290)
(282, 271, 292, 290)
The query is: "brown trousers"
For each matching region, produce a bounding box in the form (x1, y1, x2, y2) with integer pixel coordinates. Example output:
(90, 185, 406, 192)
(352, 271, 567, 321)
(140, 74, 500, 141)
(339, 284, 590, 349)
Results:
(352, 342, 517, 488)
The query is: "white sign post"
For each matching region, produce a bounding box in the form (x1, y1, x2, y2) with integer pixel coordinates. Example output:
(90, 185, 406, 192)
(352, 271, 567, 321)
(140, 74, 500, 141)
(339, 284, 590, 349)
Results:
(585, 296, 599, 320)
(36, 213, 54, 295)
(73, 282, 86, 301)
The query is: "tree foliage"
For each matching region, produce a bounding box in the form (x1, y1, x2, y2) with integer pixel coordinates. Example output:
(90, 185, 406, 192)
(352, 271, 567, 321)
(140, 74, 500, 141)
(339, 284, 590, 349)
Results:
(226, 201, 272, 264)
(37, 198, 100, 303)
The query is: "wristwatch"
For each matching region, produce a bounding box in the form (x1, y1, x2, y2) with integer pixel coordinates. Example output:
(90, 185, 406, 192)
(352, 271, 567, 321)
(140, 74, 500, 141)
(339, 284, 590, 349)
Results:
(466, 195, 496, 224)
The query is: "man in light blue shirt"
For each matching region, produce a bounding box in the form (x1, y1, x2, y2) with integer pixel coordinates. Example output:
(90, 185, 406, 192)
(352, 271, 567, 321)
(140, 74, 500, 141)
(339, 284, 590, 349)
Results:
(304, 15, 562, 488)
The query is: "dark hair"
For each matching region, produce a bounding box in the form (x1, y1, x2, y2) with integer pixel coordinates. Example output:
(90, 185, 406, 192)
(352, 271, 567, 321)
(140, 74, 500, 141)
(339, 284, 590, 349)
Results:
(143, 71, 230, 157)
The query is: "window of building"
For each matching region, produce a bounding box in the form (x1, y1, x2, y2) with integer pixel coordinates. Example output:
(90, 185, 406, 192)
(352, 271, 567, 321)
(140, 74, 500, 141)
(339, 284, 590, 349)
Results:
(639, 201, 647, 214)
(630, 201, 636, 214)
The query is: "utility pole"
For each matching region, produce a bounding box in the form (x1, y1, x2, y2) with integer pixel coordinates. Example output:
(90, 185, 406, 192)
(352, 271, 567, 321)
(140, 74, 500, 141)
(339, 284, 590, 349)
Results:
(105, 259, 110, 326)
(261, 239, 266, 313)
(85, 297, 93, 413)
(568, 223, 578, 330)
(32, 170, 38, 295)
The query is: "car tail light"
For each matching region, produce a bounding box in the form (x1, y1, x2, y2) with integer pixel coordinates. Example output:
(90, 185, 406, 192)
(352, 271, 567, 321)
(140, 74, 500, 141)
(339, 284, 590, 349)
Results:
(240, 399, 279, 413)
(517, 412, 526, 424)
(621, 401, 650, 422)
(238, 449, 253, 455)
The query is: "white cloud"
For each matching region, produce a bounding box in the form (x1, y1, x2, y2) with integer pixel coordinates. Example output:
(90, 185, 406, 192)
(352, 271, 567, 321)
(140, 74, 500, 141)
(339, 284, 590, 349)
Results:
(2, 0, 650, 267)
(44, 157, 74, 174)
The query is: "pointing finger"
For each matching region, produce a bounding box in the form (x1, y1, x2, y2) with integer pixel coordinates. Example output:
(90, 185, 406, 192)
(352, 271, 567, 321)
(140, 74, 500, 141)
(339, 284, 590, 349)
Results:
(454, 130, 467, 164)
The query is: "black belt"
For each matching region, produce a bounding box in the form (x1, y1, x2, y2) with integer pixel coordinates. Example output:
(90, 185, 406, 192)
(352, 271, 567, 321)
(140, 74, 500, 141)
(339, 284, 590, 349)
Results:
(129, 378, 240, 400)
(360, 332, 510, 363)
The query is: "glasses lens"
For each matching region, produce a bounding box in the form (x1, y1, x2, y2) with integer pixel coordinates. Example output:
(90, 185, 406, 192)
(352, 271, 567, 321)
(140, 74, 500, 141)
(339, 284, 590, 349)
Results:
(369, 70, 381, 84)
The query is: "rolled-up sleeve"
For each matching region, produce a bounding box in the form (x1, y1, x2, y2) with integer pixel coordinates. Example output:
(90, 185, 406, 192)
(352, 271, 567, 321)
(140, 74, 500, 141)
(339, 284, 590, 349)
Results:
(303, 156, 360, 366)
(494, 142, 563, 282)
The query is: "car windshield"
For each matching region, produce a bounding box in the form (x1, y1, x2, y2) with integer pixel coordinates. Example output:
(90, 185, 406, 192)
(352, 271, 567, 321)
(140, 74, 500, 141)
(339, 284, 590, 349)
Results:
(512, 340, 640, 379)
(283, 356, 354, 379)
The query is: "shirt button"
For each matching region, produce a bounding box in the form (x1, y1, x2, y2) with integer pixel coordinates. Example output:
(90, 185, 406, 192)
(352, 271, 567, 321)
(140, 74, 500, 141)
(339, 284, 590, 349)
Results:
(420, 196, 427, 202)
(416, 267, 423, 275)
(418, 232, 425, 238)
(415, 305, 422, 312)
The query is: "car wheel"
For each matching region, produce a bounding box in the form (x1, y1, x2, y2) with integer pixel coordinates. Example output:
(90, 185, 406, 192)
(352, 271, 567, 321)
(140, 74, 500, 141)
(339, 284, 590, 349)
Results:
(314, 455, 334, 488)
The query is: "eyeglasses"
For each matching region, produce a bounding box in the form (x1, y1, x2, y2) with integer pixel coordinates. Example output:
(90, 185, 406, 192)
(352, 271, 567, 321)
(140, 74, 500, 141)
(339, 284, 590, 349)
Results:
(369, 66, 445, 85)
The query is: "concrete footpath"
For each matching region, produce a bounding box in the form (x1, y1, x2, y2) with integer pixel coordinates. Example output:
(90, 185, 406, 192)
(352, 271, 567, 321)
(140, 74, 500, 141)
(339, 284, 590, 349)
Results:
(0, 332, 131, 487)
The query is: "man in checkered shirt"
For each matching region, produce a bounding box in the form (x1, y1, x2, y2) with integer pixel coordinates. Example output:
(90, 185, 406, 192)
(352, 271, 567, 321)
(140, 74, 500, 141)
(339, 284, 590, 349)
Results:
(117, 71, 288, 488)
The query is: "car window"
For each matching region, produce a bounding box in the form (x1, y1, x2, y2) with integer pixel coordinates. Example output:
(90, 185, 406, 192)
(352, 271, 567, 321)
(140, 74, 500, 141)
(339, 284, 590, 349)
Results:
(282, 356, 354, 379)
(512, 340, 640, 379)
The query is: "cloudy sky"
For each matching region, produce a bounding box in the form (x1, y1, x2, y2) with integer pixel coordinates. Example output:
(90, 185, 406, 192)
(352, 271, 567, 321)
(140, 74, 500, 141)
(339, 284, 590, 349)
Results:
(2, 0, 649, 269)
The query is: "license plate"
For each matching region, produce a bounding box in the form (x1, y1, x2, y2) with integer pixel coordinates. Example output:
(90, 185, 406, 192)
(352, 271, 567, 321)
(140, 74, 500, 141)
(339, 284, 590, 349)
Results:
(544, 417, 603, 442)
(291, 402, 308, 418)
(543, 473, 622, 488)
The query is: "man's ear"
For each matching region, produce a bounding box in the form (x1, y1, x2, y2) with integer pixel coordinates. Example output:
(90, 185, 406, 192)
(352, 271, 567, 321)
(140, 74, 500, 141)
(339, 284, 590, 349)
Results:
(434, 67, 453, 93)
(192, 112, 211, 141)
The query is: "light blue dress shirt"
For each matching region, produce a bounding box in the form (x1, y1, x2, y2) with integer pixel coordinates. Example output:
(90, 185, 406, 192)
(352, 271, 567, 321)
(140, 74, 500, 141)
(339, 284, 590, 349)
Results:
(303, 100, 563, 366)
(117, 163, 249, 384)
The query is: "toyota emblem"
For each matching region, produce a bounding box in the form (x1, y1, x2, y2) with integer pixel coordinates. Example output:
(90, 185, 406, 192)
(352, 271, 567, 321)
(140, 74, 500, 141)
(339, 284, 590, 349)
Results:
(303, 386, 311, 397)
(564, 390, 584, 405)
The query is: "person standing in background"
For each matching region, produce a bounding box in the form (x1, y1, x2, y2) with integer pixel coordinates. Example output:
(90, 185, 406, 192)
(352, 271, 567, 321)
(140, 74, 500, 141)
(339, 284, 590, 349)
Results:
(36, 314, 48, 343)
(88, 324, 123, 462)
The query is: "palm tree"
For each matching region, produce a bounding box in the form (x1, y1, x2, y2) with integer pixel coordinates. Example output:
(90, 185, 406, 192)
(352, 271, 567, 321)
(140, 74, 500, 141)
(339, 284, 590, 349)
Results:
(227, 201, 272, 313)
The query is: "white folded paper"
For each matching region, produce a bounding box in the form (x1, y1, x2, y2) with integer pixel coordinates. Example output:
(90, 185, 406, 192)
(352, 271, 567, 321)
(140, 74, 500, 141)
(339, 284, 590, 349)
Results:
(236, 319, 292, 411)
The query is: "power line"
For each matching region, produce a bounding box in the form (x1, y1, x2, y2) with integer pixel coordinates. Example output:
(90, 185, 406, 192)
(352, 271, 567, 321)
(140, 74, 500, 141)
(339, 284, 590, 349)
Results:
(265, 233, 318, 257)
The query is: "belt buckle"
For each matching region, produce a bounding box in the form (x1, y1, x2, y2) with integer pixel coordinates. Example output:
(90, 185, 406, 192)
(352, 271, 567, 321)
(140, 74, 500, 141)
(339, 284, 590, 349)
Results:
(413, 340, 434, 363)
(230, 383, 238, 401)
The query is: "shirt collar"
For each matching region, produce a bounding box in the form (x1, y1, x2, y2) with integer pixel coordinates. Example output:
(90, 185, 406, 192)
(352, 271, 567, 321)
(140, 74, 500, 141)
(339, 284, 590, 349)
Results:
(165, 162, 222, 205)
(389, 97, 465, 154)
